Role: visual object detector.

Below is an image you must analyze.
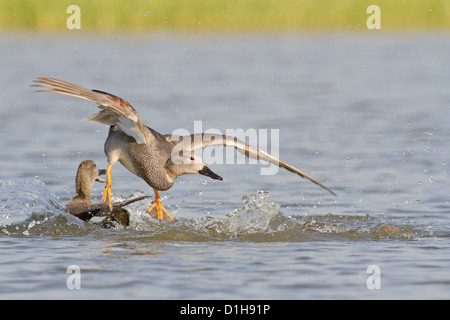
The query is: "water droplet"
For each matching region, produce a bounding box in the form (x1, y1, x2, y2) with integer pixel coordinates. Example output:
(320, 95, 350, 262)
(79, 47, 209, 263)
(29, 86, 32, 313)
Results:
(28, 220, 36, 229)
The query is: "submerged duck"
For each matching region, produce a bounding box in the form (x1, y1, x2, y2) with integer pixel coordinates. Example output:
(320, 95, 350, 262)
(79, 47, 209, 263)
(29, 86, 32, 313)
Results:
(65, 160, 149, 227)
(33, 78, 336, 222)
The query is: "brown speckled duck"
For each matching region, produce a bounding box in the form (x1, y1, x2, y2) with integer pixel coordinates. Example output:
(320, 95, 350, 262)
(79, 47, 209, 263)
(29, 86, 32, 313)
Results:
(32, 78, 335, 222)
(65, 160, 149, 227)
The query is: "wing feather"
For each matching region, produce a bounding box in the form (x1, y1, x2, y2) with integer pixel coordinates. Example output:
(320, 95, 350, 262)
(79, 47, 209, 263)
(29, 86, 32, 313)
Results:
(166, 133, 336, 196)
(31, 77, 148, 144)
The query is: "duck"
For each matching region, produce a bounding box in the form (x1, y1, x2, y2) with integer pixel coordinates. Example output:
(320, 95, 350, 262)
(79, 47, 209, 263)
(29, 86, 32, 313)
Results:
(32, 77, 336, 221)
(65, 160, 149, 227)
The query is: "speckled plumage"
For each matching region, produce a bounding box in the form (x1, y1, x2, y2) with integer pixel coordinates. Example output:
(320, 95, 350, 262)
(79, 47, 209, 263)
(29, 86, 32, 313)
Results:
(105, 126, 176, 191)
(32, 77, 335, 222)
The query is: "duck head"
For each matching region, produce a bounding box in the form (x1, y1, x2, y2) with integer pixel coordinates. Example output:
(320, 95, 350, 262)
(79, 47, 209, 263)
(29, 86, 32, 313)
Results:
(166, 151, 223, 181)
(75, 160, 106, 200)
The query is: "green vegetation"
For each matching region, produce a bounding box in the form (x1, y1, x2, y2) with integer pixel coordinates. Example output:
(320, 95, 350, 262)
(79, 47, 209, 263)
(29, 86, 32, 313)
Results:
(1, 0, 449, 32)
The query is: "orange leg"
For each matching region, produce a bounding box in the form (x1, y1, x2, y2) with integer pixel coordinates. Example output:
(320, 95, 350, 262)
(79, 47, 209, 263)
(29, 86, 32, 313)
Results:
(102, 163, 114, 211)
(146, 189, 174, 221)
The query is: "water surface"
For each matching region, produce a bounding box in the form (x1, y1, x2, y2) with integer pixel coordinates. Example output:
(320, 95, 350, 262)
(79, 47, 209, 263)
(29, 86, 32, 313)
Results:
(0, 31, 449, 299)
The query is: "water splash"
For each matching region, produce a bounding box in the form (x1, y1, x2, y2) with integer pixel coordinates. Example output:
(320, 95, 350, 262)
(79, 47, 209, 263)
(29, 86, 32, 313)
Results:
(0, 180, 436, 241)
(0, 178, 85, 236)
(123, 191, 421, 241)
(221, 190, 281, 234)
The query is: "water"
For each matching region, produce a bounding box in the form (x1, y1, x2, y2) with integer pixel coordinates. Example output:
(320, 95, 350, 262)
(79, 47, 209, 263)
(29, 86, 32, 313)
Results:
(0, 31, 449, 300)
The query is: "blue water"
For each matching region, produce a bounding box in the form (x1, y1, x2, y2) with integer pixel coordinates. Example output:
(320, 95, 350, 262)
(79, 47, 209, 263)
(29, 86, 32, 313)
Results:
(0, 31, 449, 299)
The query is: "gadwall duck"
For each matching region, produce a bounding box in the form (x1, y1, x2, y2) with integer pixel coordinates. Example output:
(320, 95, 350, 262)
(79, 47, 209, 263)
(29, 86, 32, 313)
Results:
(32, 78, 336, 221)
(65, 160, 149, 227)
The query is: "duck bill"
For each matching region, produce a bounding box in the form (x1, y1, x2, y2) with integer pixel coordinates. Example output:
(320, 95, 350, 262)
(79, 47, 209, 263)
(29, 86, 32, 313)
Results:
(199, 166, 223, 181)
(96, 169, 107, 183)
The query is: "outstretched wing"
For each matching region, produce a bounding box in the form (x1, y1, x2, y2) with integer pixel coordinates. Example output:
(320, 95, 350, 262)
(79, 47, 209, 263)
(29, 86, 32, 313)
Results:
(166, 133, 336, 196)
(31, 77, 148, 144)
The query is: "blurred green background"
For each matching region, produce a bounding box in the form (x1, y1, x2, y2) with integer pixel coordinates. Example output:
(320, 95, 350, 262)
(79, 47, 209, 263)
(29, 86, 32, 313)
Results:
(1, 0, 449, 32)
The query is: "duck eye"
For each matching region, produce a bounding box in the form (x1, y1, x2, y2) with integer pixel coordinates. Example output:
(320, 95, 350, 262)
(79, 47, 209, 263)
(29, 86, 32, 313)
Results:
(190, 156, 195, 161)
